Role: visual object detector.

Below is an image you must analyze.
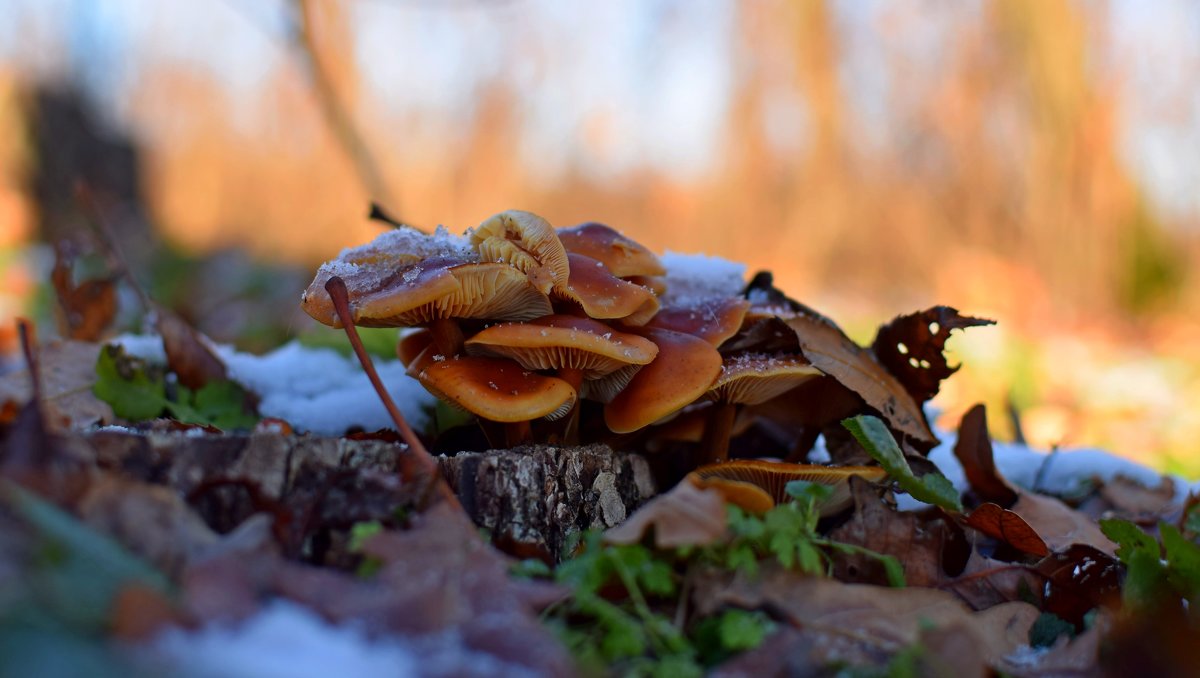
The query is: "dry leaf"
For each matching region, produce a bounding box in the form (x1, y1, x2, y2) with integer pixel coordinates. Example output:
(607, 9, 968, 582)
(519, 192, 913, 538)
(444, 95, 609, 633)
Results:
(784, 313, 937, 449)
(157, 309, 229, 390)
(51, 243, 118, 342)
(945, 548, 1047, 611)
(871, 307, 994, 405)
(604, 477, 728, 548)
(0, 340, 113, 431)
(953, 404, 1019, 507)
(1010, 492, 1117, 555)
(964, 502, 1050, 558)
(696, 566, 1039, 669)
(828, 476, 968, 587)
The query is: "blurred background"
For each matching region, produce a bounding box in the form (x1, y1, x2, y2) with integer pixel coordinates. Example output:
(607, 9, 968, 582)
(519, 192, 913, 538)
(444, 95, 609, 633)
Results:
(0, 0, 1197, 472)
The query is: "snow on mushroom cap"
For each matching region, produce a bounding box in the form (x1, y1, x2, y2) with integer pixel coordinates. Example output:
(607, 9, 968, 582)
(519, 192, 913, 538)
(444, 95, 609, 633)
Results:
(659, 251, 747, 307)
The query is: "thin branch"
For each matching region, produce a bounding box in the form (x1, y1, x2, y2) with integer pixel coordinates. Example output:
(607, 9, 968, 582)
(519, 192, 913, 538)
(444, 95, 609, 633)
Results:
(291, 0, 396, 211)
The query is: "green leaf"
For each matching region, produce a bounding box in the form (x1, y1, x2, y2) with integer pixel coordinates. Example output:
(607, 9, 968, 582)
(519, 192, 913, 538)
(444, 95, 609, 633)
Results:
(92, 344, 167, 421)
(191, 380, 259, 430)
(785, 479, 833, 504)
(879, 554, 907, 588)
(1123, 547, 1168, 610)
(1029, 612, 1075, 648)
(717, 609, 772, 651)
(2, 481, 171, 632)
(796, 538, 824, 575)
(1099, 518, 1159, 562)
(1160, 523, 1200, 602)
(842, 415, 962, 512)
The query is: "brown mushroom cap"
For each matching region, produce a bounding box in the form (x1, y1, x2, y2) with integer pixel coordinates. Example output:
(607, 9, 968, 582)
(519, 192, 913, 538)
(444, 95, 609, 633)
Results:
(647, 297, 750, 348)
(557, 222, 666, 278)
(686, 475, 775, 514)
(407, 348, 576, 422)
(306, 256, 552, 329)
(555, 253, 660, 324)
(626, 275, 668, 298)
(604, 327, 723, 433)
(397, 329, 433, 367)
(471, 210, 569, 295)
(464, 314, 657, 378)
(689, 461, 888, 515)
(705, 352, 823, 406)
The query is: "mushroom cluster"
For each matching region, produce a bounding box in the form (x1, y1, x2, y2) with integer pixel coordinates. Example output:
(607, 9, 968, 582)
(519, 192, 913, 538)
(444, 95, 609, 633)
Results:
(301, 210, 827, 462)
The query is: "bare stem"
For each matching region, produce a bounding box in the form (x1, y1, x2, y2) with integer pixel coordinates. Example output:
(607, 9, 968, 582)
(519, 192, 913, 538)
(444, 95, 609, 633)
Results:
(325, 276, 457, 508)
(699, 401, 737, 465)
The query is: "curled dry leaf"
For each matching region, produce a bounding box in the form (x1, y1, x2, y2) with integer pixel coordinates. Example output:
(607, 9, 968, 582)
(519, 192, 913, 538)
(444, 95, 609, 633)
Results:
(1033, 544, 1123, 626)
(51, 243, 118, 342)
(0, 340, 113, 431)
(603, 477, 728, 549)
(964, 502, 1050, 558)
(156, 310, 230, 391)
(1010, 492, 1117, 556)
(871, 307, 994, 405)
(784, 314, 937, 450)
(953, 404, 1019, 507)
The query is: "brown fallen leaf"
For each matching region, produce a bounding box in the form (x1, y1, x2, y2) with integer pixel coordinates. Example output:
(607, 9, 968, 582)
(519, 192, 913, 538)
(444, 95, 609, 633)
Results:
(1010, 492, 1117, 556)
(1001, 608, 1109, 677)
(1033, 544, 1122, 626)
(828, 477, 969, 587)
(953, 404, 1019, 507)
(784, 313, 937, 450)
(51, 241, 118, 342)
(156, 310, 230, 390)
(944, 548, 1047, 611)
(1084, 475, 1178, 526)
(0, 340, 113, 431)
(871, 307, 994, 405)
(695, 565, 1039, 669)
(604, 477, 728, 548)
(964, 502, 1050, 558)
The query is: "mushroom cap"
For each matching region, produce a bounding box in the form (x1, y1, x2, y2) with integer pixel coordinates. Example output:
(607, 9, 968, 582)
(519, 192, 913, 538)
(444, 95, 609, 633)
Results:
(306, 256, 553, 328)
(557, 222, 666, 278)
(397, 329, 433, 367)
(555, 253, 660, 324)
(686, 475, 775, 514)
(407, 348, 577, 422)
(689, 461, 888, 515)
(705, 352, 823, 406)
(626, 275, 668, 298)
(604, 327, 724, 433)
(464, 314, 657, 379)
(647, 297, 750, 348)
(471, 210, 569, 295)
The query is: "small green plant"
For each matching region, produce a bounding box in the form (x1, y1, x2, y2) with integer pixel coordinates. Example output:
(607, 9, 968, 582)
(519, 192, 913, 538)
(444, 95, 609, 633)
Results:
(536, 480, 904, 675)
(843, 415, 962, 512)
(93, 344, 258, 430)
(1101, 518, 1200, 619)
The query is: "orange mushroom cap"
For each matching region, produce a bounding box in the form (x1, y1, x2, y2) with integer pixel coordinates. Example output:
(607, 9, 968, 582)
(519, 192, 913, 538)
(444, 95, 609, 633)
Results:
(554, 253, 660, 324)
(604, 327, 723, 433)
(690, 460, 888, 515)
(647, 297, 751, 348)
(705, 352, 823, 406)
(471, 210, 570, 295)
(407, 348, 577, 422)
(557, 222, 666, 278)
(464, 314, 657, 378)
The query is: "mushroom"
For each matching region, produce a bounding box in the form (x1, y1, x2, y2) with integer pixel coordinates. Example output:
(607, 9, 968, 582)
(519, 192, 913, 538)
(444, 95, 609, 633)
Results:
(464, 314, 658, 441)
(407, 347, 576, 446)
(303, 255, 552, 356)
(470, 210, 569, 295)
(646, 296, 750, 348)
(689, 460, 888, 515)
(604, 327, 724, 434)
(557, 222, 665, 278)
(699, 352, 823, 465)
(553, 253, 660, 325)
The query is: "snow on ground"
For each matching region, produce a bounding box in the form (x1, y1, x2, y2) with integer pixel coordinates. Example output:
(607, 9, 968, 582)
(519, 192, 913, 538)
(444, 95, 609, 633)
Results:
(140, 601, 536, 678)
(113, 335, 435, 436)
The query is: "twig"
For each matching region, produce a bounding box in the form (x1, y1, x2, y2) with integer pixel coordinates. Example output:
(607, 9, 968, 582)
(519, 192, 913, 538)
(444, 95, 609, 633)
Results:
(291, 0, 396, 211)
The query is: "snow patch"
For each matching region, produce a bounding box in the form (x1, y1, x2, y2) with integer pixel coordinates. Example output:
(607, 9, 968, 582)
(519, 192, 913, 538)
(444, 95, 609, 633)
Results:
(659, 251, 746, 306)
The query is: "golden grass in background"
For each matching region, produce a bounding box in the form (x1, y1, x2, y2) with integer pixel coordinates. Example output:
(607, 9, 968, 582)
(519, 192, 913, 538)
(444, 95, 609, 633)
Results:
(1, 0, 1197, 470)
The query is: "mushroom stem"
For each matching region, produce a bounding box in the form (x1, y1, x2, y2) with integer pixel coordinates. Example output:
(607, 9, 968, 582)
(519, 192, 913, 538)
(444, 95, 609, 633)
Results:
(558, 367, 584, 445)
(505, 420, 533, 448)
(428, 318, 465, 357)
(325, 276, 458, 509)
(700, 401, 738, 465)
